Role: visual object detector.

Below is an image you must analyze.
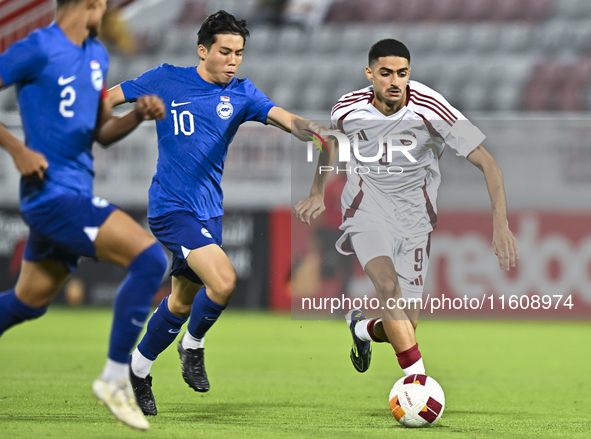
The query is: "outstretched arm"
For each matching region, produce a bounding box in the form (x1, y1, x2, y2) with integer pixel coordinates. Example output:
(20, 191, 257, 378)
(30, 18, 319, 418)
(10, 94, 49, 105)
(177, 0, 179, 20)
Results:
(94, 84, 165, 147)
(0, 78, 48, 179)
(467, 145, 519, 271)
(266, 106, 327, 142)
(294, 135, 339, 225)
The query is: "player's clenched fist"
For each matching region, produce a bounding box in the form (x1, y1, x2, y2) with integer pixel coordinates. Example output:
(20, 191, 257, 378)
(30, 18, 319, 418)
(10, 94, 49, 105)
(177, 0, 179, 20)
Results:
(12, 144, 48, 179)
(135, 95, 165, 121)
(294, 194, 325, 225)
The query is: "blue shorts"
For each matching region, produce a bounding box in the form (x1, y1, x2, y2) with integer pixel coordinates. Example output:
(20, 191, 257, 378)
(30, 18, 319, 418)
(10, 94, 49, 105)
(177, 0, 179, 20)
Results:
(21, 194, 117, 272)
(148, 211, 222, 285)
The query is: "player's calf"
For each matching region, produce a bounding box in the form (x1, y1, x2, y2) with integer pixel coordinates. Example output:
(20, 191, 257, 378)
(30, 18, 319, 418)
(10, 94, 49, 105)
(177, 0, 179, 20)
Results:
(0, 288, 47, 336)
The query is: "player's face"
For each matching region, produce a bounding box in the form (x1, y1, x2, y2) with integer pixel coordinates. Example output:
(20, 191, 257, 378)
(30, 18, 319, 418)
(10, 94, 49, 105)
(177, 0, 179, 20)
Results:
(198, 34, 245, 85)
(366, 56, 411, 108)
(87, 0, 108, 38)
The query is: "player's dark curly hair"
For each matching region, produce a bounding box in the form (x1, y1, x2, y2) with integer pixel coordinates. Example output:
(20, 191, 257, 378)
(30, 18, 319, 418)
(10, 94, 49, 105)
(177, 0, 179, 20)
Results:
(197, 10, 250, 50)
(368, 39, 411, 66)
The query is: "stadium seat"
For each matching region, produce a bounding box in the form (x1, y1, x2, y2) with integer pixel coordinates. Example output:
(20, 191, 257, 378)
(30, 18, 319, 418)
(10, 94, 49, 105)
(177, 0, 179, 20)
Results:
(246, 26, 275, 54)
(434, 26, 470, 53)
(496, 24, 534, 53)
(425, 0, 463, 23)
(460, 0, 495, 23)
(466, 25, 500, 53)
(177, 0, 207, 28)
(276, 26, 309, 54)
(523, 0, 552, 22)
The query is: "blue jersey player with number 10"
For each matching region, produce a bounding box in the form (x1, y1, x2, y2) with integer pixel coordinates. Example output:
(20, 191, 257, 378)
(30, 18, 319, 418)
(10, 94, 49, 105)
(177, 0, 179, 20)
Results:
(0, 0, 168, 431)
(108, 10, 327, 415)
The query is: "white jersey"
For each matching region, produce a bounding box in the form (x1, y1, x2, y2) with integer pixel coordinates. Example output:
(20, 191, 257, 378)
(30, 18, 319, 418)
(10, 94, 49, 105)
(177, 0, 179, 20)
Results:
(331, 80, 485, 248)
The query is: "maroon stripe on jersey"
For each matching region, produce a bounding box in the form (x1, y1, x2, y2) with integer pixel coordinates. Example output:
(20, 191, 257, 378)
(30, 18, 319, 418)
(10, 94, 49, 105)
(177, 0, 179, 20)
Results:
(331, 92, 373, 112)
(410, 89, 457, 121)
(422, 179, 438, 229)
(332, 93, 373, 115)
(410, 97, 453, 127)
(337, 108, 355, 132)
(414, 112, 445, 139)
(344, 179, 364, 219)
(426, 232, 431, 258)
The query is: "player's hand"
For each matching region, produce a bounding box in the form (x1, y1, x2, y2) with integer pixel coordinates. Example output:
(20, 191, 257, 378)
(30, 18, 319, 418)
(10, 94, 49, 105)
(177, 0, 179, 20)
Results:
(292, 120, 333, 145)
(135, 95, 165, 121)
(294, 194, 325, 225)
(492, 225, 519, 271)
(12, 145, 48, 179)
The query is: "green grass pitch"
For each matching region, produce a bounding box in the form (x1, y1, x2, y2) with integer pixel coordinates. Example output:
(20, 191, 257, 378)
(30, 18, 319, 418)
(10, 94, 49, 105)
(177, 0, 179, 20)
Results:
(0, 308, 590, 438)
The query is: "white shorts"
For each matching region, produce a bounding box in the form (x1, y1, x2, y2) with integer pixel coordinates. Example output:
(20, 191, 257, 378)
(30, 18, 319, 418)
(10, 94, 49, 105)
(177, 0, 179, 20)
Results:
(347, 229, 431, 299)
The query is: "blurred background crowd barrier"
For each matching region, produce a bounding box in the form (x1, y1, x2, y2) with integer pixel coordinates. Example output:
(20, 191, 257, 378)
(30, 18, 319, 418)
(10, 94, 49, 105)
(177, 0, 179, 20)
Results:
(1, 0, 591, 318)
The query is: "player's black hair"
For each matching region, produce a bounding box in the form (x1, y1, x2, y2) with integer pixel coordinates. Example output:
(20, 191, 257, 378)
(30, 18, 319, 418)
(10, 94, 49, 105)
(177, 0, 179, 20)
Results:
(368, 39, 411, 66)
(197, 10, 250, 50)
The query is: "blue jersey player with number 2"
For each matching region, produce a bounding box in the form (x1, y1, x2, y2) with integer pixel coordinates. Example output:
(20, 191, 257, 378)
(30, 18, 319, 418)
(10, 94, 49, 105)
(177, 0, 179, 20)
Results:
(0, 0, 168, 431)
(108, 10, 327, 416)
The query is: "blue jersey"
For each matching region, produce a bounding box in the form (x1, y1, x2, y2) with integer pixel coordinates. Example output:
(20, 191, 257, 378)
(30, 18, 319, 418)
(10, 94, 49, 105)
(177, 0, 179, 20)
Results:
(0, 23, 109, 212)
(120, 64, 275, 220)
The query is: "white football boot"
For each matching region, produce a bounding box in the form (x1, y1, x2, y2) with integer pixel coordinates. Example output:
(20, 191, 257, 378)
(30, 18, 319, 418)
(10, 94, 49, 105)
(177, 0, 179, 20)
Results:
(92, 377, 150, 430)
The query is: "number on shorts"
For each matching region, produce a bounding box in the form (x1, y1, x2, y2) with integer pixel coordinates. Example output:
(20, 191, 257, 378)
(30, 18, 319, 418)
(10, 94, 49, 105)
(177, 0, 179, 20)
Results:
(414, 248, 423, 271)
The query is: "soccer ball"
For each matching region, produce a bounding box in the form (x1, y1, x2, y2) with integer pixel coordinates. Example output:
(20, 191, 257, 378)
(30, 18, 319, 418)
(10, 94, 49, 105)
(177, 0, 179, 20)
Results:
(388, 374, 445, 428)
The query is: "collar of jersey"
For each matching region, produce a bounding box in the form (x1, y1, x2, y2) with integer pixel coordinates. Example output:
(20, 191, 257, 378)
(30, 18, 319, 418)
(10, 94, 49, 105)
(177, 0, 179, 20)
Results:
(193, 68, 236, 90)
(368, 99, 408, 120)
(50, 22, 87, 50)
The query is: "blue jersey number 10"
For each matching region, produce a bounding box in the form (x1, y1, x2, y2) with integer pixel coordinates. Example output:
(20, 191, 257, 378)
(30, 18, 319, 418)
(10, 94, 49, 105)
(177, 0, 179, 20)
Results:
(171, 109, 195, 136)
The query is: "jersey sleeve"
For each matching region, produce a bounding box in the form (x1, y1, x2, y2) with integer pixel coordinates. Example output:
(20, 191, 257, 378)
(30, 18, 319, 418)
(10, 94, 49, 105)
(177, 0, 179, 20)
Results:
(120, 64, 165, 101)
(411, 84, 485, 157)
(243, 79, 276, 124)
(0, 32, 47, 86)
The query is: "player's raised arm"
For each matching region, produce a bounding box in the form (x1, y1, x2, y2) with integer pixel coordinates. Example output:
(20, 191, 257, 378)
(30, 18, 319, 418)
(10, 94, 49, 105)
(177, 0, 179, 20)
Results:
(294, 134, 339, 225)
(94, 84, 165, 147)
(0, 78, 48, 179)
(467, 145, 519, 271)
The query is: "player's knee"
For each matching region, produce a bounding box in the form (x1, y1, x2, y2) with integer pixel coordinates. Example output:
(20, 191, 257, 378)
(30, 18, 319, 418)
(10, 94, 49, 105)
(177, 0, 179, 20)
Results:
(374, 278, 401, 301)
(130, 243, 168, 278)
(212, 272, 236, 301)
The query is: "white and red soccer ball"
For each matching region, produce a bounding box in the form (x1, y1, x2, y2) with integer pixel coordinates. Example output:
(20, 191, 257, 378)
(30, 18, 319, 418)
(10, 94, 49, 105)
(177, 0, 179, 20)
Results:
(388, 374, 445, 428)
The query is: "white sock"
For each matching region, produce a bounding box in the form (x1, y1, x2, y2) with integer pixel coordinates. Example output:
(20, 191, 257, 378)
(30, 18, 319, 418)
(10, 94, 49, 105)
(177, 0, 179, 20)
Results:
(354, 319, 372, 342)
(402, 358, 425, 376)
(182, 331, 204, 350)
(101, 359, 129, 382)
(131, 348, 154, 379)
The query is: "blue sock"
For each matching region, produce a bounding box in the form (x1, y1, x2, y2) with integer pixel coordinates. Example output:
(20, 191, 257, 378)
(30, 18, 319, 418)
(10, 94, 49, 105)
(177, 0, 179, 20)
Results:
(137, 296, 187, 360)
(0, 289, 47, 336)
(187, 287, 227, 339)
(108, 243, 167, 363)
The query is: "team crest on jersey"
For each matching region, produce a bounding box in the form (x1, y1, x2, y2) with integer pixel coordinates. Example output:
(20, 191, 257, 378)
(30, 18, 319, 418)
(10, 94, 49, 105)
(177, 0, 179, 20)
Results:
(217, 96, 233, 120)
(90, 60, 103, 91)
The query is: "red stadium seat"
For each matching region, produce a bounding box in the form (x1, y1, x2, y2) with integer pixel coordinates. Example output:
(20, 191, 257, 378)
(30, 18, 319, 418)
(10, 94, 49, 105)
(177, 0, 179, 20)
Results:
(177, 0, 207, 27)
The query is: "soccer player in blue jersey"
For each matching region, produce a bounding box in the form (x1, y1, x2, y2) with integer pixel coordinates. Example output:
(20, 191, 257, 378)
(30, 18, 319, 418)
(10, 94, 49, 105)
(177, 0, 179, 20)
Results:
(0, 0, 168, 430)
(108, 10, 326, 415)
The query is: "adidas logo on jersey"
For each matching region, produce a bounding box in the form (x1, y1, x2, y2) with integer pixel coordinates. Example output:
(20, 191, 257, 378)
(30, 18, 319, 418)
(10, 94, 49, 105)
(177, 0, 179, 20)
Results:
(410, 275, 423, 286)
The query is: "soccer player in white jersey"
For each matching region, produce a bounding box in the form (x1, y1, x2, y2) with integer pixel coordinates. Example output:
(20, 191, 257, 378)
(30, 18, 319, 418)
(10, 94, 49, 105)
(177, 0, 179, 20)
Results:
(295, 39, 519, 377)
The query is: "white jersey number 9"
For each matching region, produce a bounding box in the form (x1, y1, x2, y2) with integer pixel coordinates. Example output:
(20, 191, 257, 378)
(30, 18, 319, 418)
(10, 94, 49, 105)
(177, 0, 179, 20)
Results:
(59, 86, 76, 118)
(171, 109, 194, 136)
